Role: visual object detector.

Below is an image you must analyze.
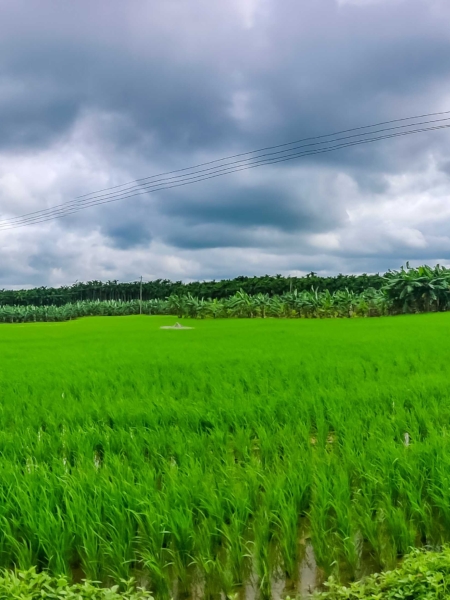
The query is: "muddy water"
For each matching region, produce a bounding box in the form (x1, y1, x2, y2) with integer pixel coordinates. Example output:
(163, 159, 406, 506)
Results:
(254, 541, 322, 600)
(169, 537, 381, 599)
(75, 534, 383, 599)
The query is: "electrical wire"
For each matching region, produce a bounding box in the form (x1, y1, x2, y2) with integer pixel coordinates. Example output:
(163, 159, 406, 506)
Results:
(3, 121, 450, 229)
(1, 112, 449, 230)
(74, 109, 450, 196)
(5, 113, 450, 225)
(31, 114, 450, 212)
(1, 122, 450, 230)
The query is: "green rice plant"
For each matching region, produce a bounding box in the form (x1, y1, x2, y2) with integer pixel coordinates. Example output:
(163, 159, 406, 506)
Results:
(191, 518, 220, 596)
(274, 493, 301, 579)
(352, 486, 384, 569)
(253, 508, 273, 599)
(329, 465, 358, 575)
(167, 506, 195, 588)
(133, 510, 172, 598)
(309, 460, 335, 571)
(2, 314, 450, 595)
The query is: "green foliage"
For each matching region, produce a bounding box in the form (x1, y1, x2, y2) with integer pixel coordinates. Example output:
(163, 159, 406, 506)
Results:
(0, 567, 152, 599)
(3, 263, 450, 315)
(315, 547, 450, 599)
(2, 315, 450, 596)
(0, 287, 389, 323)
(6, 262, 450, 323)
(0, 272, 386, 306)
(383, 263, 450, 313)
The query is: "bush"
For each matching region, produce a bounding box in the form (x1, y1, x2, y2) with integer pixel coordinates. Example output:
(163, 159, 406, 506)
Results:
(0, 568, 153, 599)
(314, 547, 450, 599)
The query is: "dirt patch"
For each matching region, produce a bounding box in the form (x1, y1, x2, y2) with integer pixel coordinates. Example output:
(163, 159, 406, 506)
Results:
(160, 322, 194, 330)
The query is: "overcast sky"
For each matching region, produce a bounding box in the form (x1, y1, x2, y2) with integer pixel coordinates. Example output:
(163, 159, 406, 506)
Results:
(1, 0, 450, 287)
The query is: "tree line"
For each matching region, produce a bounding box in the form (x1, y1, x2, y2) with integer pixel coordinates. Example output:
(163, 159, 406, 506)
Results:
(2, 263, 450, 322)
(1, 264, 450, 321)
(0, 288, 388, 323)
(0, 272, 385, 306)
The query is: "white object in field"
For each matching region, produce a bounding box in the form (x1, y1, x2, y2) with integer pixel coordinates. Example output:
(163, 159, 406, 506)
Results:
(160, 322, 194, 330)
(404, 432, 410, 446)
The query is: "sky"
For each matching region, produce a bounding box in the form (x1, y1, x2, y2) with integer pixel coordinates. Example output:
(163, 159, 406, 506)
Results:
(1, 0, 450, 287)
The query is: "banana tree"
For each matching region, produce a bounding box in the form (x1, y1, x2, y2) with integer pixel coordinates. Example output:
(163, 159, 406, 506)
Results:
(206, 298, 225, 319)
(166, 294, 185, 318)
(253, 293, 271, 318)
(383, 264, 446, 313)
(227, 290, 257, 318)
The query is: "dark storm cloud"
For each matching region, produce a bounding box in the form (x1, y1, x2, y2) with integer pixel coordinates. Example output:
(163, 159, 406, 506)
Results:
(28, 249, 75, 273)
(160, 187, 317, 232)
(0, 1, 240, 155)
(104, 221, 152, 250)
(0, 80, 80, 149)
(1, 0, 449, 162)
(1, 0, 450, 285)
(162, 224, 257, 250)
(439, 161, 450, 176)
(156, 175, 349, 250)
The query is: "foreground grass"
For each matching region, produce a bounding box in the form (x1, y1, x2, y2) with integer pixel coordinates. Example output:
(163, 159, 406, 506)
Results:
(2, 314, 450, 596)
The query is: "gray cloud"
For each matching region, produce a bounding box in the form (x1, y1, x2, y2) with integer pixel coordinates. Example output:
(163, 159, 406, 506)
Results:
(104, 221, 153, 250)
(1, 0, 450, 286)
(160, 184, 341, 233)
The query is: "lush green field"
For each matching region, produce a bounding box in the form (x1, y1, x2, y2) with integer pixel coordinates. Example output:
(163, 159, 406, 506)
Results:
(2, 314, 450, 597)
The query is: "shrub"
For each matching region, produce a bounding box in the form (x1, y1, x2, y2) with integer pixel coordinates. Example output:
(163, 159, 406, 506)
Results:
(314, 547, 450, 599)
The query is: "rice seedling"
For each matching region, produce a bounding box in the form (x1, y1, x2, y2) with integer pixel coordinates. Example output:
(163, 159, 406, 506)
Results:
(1, 313, 450, 596)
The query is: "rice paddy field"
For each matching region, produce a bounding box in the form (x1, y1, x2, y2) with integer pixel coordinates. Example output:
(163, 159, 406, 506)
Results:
(2, 313, 450, 598)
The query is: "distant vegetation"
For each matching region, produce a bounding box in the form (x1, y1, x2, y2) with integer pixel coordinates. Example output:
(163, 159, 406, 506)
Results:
(0, 288, 388, 323)
(0, 270, 386, 306)
(2, 264, 450, 323)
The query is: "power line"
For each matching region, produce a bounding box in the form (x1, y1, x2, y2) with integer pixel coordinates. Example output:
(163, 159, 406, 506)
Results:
(10, 114, 448, 222)
(2, 121, 450, 229)
(74, 109, 450, 196)
(1, 112, 449, 230)
(2, 122, 450, 230)
(4, 112, 450, 226)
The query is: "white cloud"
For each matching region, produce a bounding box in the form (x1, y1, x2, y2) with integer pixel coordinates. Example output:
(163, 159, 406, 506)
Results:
(1, 0, 450, 286)
(235, 0, 264, 28)
(337, 0, 402, 6)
